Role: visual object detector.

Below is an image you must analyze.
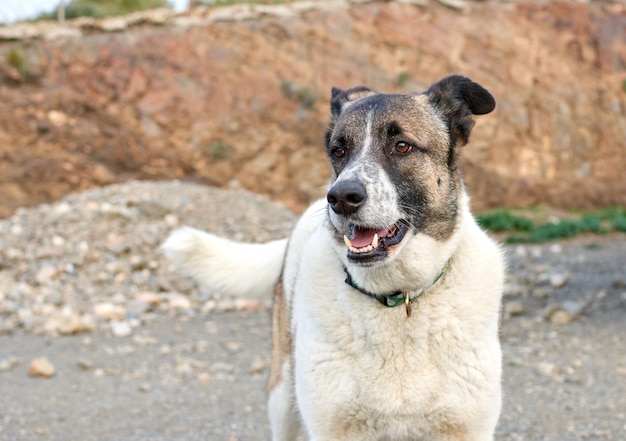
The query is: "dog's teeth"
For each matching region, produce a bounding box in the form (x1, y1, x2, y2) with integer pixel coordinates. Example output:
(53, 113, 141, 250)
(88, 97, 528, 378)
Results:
(345, 234, 379, 254)
(344, 235, 352, 249)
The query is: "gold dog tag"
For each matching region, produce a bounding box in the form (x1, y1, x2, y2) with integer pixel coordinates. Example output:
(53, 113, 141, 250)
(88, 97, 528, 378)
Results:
(404, 291, 411, 317)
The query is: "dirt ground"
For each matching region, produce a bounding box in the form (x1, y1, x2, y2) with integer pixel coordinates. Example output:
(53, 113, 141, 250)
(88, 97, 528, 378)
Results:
(0, 182, 625, 441)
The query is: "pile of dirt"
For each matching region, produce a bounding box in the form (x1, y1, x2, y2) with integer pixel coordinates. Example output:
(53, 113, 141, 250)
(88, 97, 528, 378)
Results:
(0, 180, 296, 336)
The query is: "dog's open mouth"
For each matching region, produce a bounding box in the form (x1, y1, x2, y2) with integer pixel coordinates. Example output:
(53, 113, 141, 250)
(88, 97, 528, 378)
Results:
(343, 222, 409, 262)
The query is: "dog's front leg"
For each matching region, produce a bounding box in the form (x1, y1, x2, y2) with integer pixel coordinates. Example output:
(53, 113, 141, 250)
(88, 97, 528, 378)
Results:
(268, 361, 301, 441)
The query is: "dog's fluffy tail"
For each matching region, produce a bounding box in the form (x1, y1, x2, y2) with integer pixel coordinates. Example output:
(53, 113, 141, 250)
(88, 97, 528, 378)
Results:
(162, 226, 288, 299)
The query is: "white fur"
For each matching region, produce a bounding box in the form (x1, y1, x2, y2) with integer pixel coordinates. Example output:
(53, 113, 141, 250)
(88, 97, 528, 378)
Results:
(288, 196, 503, 441)
(267, 363, 300, 440)
(161, 226, 287, 299)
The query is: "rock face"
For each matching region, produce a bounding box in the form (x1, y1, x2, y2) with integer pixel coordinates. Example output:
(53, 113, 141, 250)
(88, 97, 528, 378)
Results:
(0, 1, 624, 217)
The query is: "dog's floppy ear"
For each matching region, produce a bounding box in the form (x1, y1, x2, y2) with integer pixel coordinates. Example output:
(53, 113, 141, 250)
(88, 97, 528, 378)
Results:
(426, 75, 495, 147)
(330, 86, 377, 119)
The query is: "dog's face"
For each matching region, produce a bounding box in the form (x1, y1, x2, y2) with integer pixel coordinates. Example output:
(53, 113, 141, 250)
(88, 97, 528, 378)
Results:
(325, 75, 495, 267)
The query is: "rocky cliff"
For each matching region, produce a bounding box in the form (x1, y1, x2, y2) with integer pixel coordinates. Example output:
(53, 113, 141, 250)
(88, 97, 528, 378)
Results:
(0, 0, 624, 217)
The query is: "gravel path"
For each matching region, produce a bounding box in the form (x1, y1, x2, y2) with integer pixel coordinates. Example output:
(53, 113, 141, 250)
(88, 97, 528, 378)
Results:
(1, 181, 625, 440)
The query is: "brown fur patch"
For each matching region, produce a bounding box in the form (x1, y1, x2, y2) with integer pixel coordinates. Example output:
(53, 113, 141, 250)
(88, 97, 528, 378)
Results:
(268, 280, 291, 392)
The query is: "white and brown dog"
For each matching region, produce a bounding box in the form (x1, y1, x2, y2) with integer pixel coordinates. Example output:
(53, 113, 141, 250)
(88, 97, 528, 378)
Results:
(162, 75, 505, 441)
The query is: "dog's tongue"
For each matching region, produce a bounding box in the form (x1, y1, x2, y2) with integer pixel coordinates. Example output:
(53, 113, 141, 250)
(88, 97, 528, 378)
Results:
(351, 226, 389, 248)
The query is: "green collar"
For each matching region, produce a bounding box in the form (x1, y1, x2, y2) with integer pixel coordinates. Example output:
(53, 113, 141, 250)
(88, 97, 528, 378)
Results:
(343, 259, 450, 317)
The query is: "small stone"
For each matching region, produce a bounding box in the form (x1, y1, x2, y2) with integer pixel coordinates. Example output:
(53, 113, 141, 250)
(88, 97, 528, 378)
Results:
(51, 235, 65, 247)
(612, 277, 626, 288)
(545, 298, 591, 324)
(176, 362, 193, 376)
(27, 357, 56, 378)
(220, 340, 242, 352)
(397, 0, 428, 5)
(250, 358, 265, 373)
(197, 372, 212, 384)
(233, 298, 264, 311)
(98, 17, 128, 32)
(537, 361, 560, 377)
(504, 301, 525, 317)
(129, 255, 145, 269)
(35, 264, 58, 284)
(104, 234, 131, 254)
(548, 310, 573, 325)
(503, 283, 526, 298)
(50, 309, 94, 335)
(532, 288, 549, 299)
(48, 110, 69, 127)
(166, 293, 192, 310)
(56, 312, 83, 335)
(94, 303, 127, 321)
(111, 320, 133, 337)
(164, 214, 179, 226)
(77, 359, 93, 371)
(201, 300, 217, 314)
(0, 357, 20, 372)
(138, 383, 152, 392)
(436, 0, 466, 11)
(10, 224, 23, 235)
(549, 273, 570, 288)
(136, 292, 161, 305)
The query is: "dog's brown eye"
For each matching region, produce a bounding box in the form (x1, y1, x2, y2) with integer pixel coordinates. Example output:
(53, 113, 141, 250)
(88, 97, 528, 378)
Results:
(394, 142, 412, 154)
(331, 147, 346, 159)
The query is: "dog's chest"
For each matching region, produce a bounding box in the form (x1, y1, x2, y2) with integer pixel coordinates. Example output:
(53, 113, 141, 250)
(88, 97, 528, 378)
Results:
(293, 287, 490, 440)
(290, 231, 501, 439)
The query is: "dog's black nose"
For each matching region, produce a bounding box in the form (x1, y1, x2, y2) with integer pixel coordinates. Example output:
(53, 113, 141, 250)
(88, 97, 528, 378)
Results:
(327, 180, 367, 215)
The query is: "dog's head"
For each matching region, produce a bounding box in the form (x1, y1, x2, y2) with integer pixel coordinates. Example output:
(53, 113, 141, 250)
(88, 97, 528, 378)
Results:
(325, 75, 495, 267)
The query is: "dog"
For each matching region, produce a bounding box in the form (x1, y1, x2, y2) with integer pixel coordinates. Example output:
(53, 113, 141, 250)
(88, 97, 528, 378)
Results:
(162, 74, 505, 441)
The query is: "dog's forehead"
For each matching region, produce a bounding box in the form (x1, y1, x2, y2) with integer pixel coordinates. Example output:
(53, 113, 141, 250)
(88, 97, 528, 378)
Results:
(333, 93, 443, 137)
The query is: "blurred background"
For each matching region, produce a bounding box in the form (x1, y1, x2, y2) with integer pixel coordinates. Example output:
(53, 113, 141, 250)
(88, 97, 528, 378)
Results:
(0, 0, 624, 220)
(0, 2, 625, 440)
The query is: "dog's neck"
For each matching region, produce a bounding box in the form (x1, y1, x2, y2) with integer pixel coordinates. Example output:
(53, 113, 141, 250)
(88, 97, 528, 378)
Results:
(343, 258, 450, 315)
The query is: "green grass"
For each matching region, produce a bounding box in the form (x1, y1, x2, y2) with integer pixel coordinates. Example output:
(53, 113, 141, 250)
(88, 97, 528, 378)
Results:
(396, 70, 411, 88)
(7, 49, 27, 80)
(206, 140, 233, 161)
(280, 79, 318, 111)
(475, 209, 533, 232)
(476, 207, 626, 243)
(36, 0, 169, 20)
